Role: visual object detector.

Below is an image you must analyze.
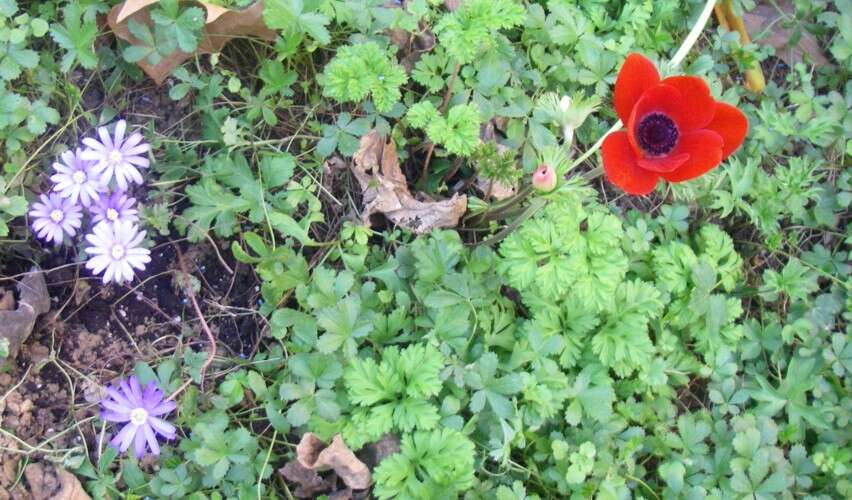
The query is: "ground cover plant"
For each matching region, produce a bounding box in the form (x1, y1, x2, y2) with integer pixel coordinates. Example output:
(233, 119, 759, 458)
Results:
(0, 0, 849, 498)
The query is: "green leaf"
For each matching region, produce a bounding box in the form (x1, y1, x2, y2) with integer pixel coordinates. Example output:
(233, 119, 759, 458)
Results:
(466, 352, 523, 418)
(263, 0, 331, 45)
(50, 3, 98, 72)
(151, 0, 205, 53)
(316, 296, 373, 356)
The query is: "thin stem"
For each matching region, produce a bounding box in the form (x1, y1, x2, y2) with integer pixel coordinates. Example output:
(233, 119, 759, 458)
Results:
(258, 430, 278, 499)
(670, 0, 720, 69)
(166, 244, 218, 400)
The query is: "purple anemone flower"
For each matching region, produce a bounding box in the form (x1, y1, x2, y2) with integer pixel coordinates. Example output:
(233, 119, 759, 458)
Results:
(49, 148, 103, 207)
(28, 193, 83, 245)
(85, 220, 151, 284)
(90, 191, 139, 225)
(100, 375, 176, 458)
(81, 120, 151, 190)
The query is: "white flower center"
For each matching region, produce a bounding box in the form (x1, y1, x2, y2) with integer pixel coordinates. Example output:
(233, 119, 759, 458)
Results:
(111, 244, 126, 260)
(49, 209, 64, 223)
(129, 407, 148, 426)
(72, 170, 86, 184)
(108, 150, 124, 165)
(106, 208, 119, 221)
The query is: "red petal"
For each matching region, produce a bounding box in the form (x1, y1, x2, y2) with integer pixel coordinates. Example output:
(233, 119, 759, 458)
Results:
(660, 76, 716, 130)
(627, 84, 686, 153)
(705, 102, 748, 158)
(660, 130, 724, 183)
(614, 53, 660, 124)
(637, 153, 689, 173)
(602, 131, 659, 195)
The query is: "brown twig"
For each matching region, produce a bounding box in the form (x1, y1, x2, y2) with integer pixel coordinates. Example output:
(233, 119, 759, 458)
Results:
(166, 244, 217, 401)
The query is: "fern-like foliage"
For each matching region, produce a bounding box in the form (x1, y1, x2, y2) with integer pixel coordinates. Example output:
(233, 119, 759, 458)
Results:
(341, 343, 445, 448)
(653, 224, 745, 355)
(434, 0, 525, 65)
(498, 189, 628, 313)
(407, 101, 481, 156)
(320, 42, 407, 113)
(372, 428, 475, 500)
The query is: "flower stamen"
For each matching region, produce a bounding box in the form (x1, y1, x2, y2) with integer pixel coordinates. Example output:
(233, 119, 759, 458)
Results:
(636, 113, 679, 156)
(111, 244, 126, 260)
(129, 407, 148, 426)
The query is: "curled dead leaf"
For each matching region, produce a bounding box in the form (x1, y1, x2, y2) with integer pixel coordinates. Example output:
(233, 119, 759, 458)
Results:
(279, 461, 332, 498)
(23, 463, 90, 500)
(107, 0, 276, 85)
(351, 131, 467, 234)
(0, 268, 50, 363)
(294, 433, 372, 491)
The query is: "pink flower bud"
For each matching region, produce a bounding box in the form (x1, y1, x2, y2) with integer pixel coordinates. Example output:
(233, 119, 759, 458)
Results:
(532, 164, 557, 192)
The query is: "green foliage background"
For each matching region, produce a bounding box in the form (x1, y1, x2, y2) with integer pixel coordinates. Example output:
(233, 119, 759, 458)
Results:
(0, 0, 849, 498)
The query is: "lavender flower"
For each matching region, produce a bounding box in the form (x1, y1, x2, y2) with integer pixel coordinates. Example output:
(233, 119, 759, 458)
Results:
(82, 120, 151, 190)
(90, 191, 139, 225)
(49, 148, 103, 207)
(28, 193, 83, 245)
(100, 376, 176, 458)
(85, 220, 151, 284)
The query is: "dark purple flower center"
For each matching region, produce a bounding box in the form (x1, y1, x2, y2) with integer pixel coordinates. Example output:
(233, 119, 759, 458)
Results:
(636, 113, 678, 156)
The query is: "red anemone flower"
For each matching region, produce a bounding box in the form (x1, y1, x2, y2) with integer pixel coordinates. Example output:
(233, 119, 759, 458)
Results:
(601, 53, 748, 195)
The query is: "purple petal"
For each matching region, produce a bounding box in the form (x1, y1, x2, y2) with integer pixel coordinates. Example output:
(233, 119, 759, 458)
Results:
(82, 138, 106, 152)
(148, 416, 176, 439)
(105, 387, 133, 408)
(110, 423, 137, 452)
(120, 380, 140, 406)
(101, 398, 131, 414)
(133, 426, 147, 458)
(114, 120, 126, 146)
(148, 400, 176, 417)
(101, 410, 131, 423)
(143, 423, 160, 456)
(98, 127, 113, 149)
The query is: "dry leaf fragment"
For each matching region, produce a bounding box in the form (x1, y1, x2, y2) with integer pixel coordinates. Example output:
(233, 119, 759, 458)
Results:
(0, 268, 50, 362)
(23, 463, 91, 500)
(279, 461, 332, 498)
(351, 131, 467, 234)
(107, 0, 276, 84)
(357, 433, 401, 469)
(293, 433, 372, 491)
(741, 1, 829, 67)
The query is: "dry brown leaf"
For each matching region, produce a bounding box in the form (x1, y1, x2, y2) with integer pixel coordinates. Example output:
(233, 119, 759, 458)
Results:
(294, 433, 372, 491)
(475, 178, 516, 200)
(0, 268, 49, 363)
(295, 432, 327, 470)
(314, 435, 371, 490)
(357, 433, 401, 469)
(0, 290, 13, 311)
(107, 0, 276, 85)
(279, 461, 332, 498)
(23, 463, 91, 500)
(351, 131, 467, 234)
(742, 1, 829, 67)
